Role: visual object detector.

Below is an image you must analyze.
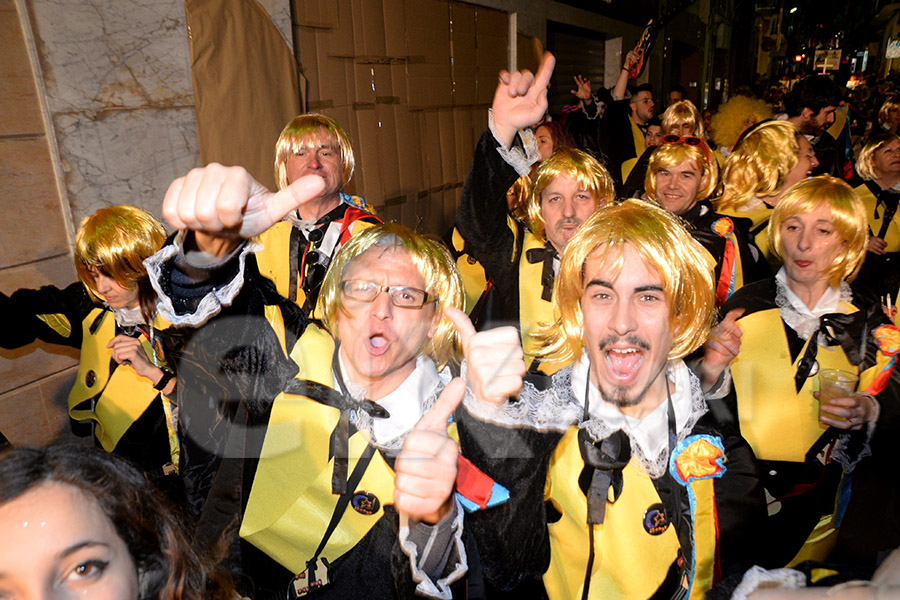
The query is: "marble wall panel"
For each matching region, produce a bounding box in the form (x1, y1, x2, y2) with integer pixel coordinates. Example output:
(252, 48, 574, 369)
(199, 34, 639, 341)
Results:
(0, 367, 79, 446)
(54, 107, 199, 224)
(257, 0, 293, 53)
(29, 0, 194, 113)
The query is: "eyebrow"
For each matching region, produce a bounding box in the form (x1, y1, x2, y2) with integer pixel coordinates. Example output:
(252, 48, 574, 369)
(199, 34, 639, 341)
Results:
(0, 542, 109, 578)
(585, 279, 664, 294)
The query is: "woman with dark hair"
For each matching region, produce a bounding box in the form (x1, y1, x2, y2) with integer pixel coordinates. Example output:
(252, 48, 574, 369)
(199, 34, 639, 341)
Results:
(0, 444, 235, 600)
(0, 206, 177, 482)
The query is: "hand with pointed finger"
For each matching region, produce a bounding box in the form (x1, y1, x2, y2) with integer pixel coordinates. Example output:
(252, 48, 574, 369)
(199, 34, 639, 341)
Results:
(162, 163, 327, 256)
(699, 308, 744, 391)
(393, 378, 465, 524)
(444, 306, 525, 406)
(107, 334, 155, 380)
(492, 52, 557, 148)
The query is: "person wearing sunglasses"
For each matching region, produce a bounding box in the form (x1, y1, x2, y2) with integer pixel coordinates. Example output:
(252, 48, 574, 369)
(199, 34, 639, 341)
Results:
(644, 133, 769, 305)
(621, 99, 710, 198)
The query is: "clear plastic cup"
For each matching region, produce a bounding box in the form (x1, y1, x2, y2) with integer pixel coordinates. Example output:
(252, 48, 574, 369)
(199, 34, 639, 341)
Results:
(817, 368, 859, 422)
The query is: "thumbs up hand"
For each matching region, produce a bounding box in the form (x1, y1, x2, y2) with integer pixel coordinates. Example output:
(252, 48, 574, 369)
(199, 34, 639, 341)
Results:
(445, 306, 525, 407)
(393, 378, 465, 524)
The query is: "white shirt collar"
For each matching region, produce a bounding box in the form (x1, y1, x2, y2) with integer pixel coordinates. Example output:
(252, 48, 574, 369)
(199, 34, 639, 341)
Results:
(775, 267, 841, 318)
(569, 354, 694, 464)
(335, 353, 439, 444)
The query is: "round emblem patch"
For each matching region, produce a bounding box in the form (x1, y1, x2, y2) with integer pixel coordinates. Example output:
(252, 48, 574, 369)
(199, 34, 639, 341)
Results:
(351, 490, 380, 515)
(643, 503, 669, 535)
(85, 370, 97, 388)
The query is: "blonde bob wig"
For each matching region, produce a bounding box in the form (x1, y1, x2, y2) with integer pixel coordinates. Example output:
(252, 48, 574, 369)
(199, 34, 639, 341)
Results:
(768, 176, 867, 287)
(717, 120, 802, 212)
(878, 96, 900, 129)
(319, 224, 464, 370)
(709, 95, 773, 150)
(535, 199, 716, 365)
(661, 100, 705, 137)
(527, 147, 615, 244)
(855, 132, 900, 181)
(274, 113, 355, 191)
(74, 205, 167, 322)
(645, 140, 720, 203)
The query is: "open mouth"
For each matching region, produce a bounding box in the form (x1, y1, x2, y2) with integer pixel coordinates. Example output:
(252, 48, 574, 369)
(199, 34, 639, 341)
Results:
(605, 347, 644, 381)
(366, 333, 390, 356)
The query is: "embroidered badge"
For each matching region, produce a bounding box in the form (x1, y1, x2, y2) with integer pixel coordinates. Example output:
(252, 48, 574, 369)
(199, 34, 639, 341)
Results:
(643, 502, 670, 535)
(85, 370, 96, 388)
(290, 558, 331, 598)
(711, 217, 734, 238)
(865, 324, 900, 395)
(671, 436, 726, 483)
(351, 490, 380, 515)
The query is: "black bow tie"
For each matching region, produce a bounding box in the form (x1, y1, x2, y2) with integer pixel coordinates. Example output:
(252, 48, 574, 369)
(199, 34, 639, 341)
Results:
(578, 429, 632, 524)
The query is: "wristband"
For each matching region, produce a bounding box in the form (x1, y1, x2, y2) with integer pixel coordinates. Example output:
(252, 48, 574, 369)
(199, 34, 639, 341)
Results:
(154, 368, 175, 391)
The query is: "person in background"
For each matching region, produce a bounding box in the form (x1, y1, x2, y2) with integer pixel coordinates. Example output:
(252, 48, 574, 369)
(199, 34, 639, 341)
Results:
(852, 132, 900, 299)
(782, 76, 843, 177)
(0, 206, 177, 486)
(715, 120, 819, 266)
(0, 444, 235, 600)
(255, 114, 380, 317)
(710, 95, 774, 159)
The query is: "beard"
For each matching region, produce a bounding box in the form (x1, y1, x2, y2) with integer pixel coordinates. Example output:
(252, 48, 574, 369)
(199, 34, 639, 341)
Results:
(592, 334, 666, 408)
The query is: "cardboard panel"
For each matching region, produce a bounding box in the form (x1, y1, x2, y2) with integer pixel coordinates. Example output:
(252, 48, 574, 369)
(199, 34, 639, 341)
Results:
(351, 105, 383, 206)
(450, 2, 477, 105)
(393, 105, 421, 203)
(351, 0, 386, 58)
(421, 110, 443, 193)
(375, 104, 400, 200)
(475, 6, 508, 105)
(405, 0, 451, 108)
(315, 55, 352, 109)
(292, 0, 339, 28)
(295, 26, 320, 102)
(316, 0, 354, 58)
(438, 109, 457, 186)
(354, 63, 394, 106)
(453, 107, 475, 183)
(382, 0, 406, 58)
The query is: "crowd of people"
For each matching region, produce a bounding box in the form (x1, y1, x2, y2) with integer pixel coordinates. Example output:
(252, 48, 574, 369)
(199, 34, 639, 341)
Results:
(2, 47, 900, 600)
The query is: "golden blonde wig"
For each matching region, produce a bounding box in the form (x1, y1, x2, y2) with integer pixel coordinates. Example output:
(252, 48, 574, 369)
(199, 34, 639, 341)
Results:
(709, 95, 773, 150)
(319, 224, 464, 370)
(74, 205, 167, 322)
(661, 100, 704, 137)
(645, 140, 720, 203)
(506, 175, 532, 223)
(717, 120, 801, 212)
(536, 199, 716, 365)
(855, 132, 900, 181)
(878, 96, 900, 129)
(768, 176, 868, 286)
(274, 113, 355, 191)
(527, 148, 615, 243)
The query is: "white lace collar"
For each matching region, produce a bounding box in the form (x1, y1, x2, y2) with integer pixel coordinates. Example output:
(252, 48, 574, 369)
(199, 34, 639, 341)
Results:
(775, 268, 851, 340)
(110, 305, 145, 327)
(570, 355, 699, 470)
(335, 353, 443, 448)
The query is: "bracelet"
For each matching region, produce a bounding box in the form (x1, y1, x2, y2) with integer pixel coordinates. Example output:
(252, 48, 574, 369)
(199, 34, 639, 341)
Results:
(154, 368, 175, 392)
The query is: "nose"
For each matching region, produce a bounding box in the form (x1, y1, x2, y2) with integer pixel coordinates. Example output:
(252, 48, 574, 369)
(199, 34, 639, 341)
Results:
(610, 297, 637, 336)
(798, 228, 814, 252)
(809, 151, 819, 169)
(94, 274, 111, 294)
(561, 198, 576, 218)
(371, 289, 394, 320)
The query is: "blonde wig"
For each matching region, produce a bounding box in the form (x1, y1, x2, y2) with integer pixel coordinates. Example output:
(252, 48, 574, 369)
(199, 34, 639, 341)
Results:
(536, 199, 716, 365)
(768, 176, 868, 286)
(319, 224, 464, 370)
(855, 132, 900, 181)
(506, 175, 532, 223)
(74, 205, 167, 322)
(274, 113, 355, 191)
(878, 96, 900, 129)
(645, 139, 720, 203)
(709, 96, 773, 150)
(661, 100, 705, 137)
(526, 148, 615, 243)
(717, 120, 801, 212)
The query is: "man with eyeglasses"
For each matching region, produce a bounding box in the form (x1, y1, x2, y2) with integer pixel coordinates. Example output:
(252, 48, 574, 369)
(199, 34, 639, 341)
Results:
(155, 163, 481, 595)
(643, 134, 768, 306)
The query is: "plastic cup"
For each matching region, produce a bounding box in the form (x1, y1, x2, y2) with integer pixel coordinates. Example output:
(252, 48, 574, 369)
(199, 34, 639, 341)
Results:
(817, 369, 859, 422)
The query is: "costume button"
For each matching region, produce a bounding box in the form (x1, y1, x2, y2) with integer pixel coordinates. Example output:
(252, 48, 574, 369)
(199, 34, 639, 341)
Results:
(351, 490, 380, 515)
(309, 228, 324, 242)
(85, 370, 96, 387)
(769, 470, 777, 476)
(642, 502, 669, 535)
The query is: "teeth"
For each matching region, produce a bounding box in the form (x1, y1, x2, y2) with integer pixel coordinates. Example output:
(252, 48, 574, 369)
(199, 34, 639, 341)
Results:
(609, 348, 638, 354)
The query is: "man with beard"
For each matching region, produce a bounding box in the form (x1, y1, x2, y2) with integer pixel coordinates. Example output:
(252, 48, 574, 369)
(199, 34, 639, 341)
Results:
(451, 200, 765, 599)
(783, 76, 843, 177)
(455, 52, 616, 370)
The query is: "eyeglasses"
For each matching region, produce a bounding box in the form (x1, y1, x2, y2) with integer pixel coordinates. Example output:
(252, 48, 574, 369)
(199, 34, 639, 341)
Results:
(340, 280, 436, 308)
(661, 134, 711, 163)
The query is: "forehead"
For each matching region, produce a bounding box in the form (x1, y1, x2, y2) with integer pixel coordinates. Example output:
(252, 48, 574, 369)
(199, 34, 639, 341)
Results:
(583, 244, 664, 290)
(784, 202, 833, 223)
(635, 91, 653, 102)
(536, 125, 551, 136)
(797, 135, 812, 151)
(542, 172, 591, 195)
(657, 158, 699, 174)
(343, 245, 426, 285)
(295, 129, 340, 150)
